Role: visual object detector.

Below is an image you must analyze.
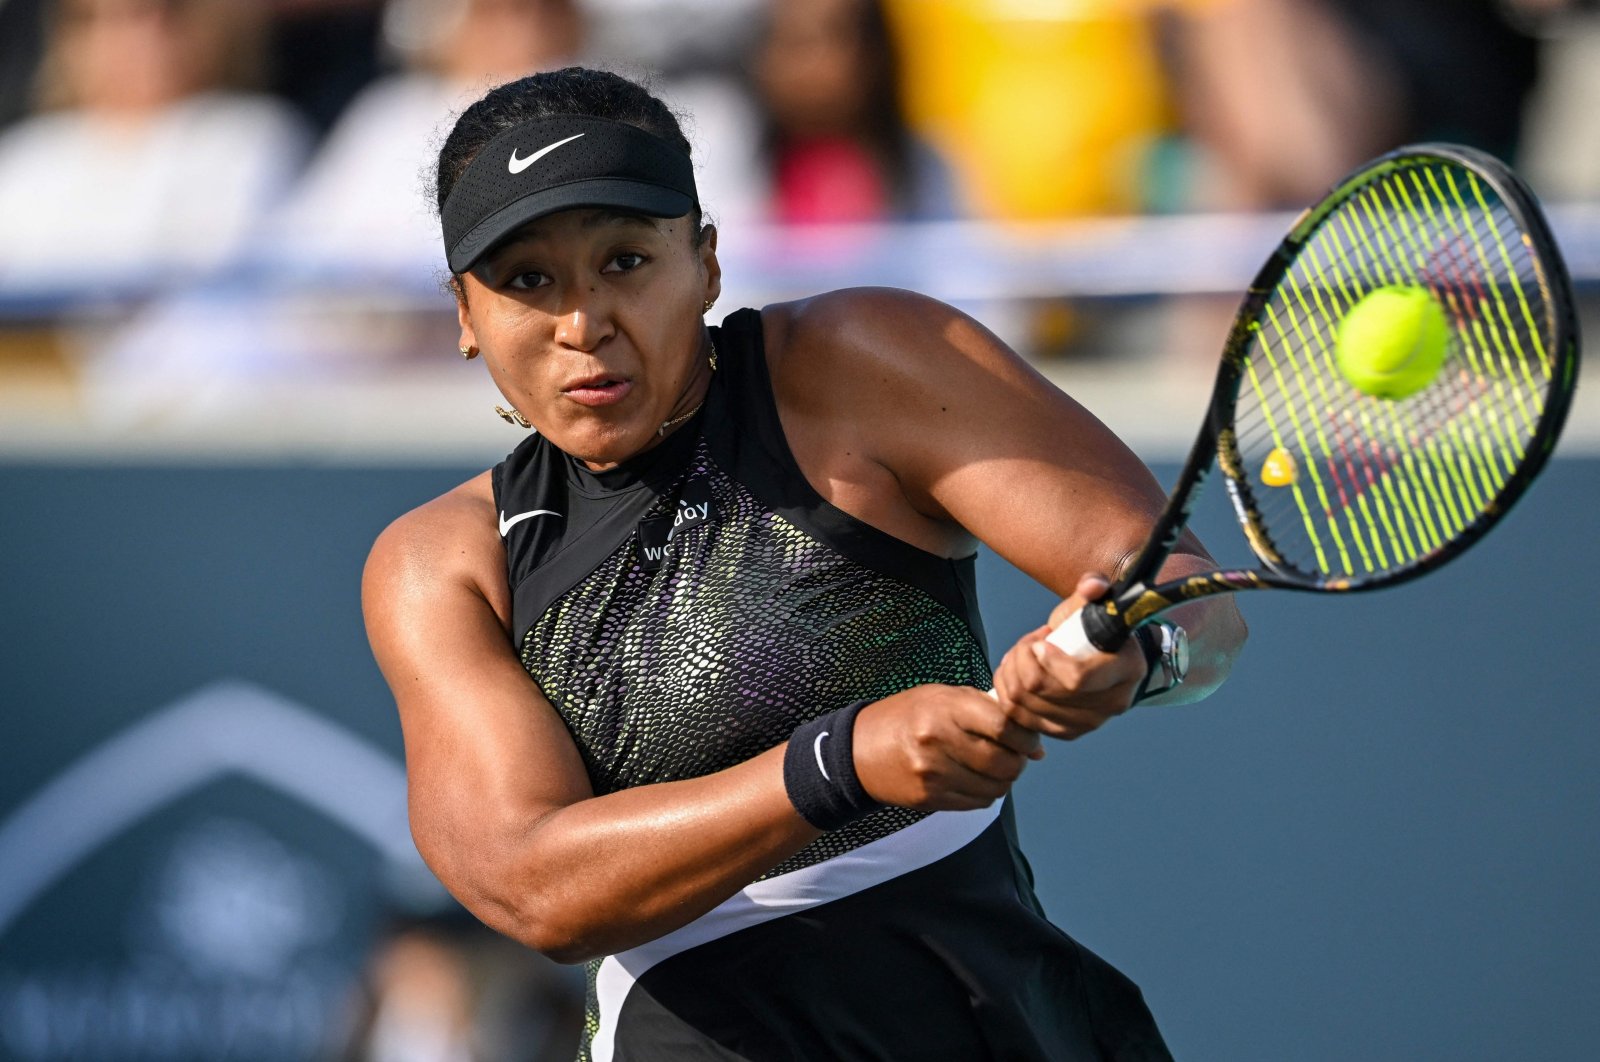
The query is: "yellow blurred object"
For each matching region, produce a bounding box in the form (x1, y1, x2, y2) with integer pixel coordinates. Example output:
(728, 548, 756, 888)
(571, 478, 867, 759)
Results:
(886, 0, 1187, 218)
(1261, 447, 1297, 487)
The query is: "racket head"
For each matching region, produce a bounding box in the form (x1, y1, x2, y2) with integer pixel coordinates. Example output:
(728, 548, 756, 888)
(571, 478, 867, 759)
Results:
(1209, 143, 1579, 595)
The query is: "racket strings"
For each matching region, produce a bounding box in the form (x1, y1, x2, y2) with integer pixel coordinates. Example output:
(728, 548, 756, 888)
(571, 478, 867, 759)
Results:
(1316, 191, 1507, 542)
(1228, 158, 1557, 582)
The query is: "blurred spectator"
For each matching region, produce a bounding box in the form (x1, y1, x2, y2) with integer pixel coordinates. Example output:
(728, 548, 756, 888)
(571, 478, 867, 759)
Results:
(752, 0, 963, 224)
(0, 0, 48, 130)
(1328, 0, 1540, 162)
(1163, 0, 1402, 211)
(1167, 0, 1541, 211)
(332, 912, 584, 1062)
(0, 0, 310, 291)
(263, 0, 387, 136)
(1521, 2, 1600, 201)
(269, 0, 585, 270)
(581, 0, 762, 78)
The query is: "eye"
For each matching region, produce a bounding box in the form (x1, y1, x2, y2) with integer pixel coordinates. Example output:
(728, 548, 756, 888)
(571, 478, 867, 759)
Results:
(505, 270, 549, 291)
(604, 252, 648, 274)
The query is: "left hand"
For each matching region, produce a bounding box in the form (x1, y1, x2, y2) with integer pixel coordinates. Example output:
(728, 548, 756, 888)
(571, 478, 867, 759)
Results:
(991, 572, 1149, 741)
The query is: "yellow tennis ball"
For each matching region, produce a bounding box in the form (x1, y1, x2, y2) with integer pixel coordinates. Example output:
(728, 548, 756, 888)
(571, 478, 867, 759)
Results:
(1334, 285, 1451, 399)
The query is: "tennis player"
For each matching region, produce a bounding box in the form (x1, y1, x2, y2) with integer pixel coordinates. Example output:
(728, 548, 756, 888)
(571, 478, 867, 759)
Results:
(363, 67, 1247, 1061)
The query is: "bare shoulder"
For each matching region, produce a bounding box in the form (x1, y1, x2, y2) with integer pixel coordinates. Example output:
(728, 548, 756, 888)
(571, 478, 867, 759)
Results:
(765, 287, 1017, 382)
(762, 287, 1057, 441)
(756, 288, 1062, 554)
(362, 470, 510, 632)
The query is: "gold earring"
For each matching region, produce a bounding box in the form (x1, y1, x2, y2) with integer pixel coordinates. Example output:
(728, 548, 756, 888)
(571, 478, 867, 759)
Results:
(460, 344, 478, 359)
(495, 405, 532, 428)
(708, 336, 718, 372)
(703, 299, 714, 314)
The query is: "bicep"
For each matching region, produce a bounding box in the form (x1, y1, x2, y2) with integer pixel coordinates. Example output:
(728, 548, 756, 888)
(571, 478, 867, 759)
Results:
(361, 517, 592, 894)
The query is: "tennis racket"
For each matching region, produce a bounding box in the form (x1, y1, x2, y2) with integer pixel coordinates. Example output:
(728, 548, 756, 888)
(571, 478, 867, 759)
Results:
(1048, 142, 1580, 660)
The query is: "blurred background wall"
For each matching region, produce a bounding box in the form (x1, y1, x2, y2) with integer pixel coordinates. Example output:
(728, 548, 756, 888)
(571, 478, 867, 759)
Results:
(2, 1, 1598, 1059)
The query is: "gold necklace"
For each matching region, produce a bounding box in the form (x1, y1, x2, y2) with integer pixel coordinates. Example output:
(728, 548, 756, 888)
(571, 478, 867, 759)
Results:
(657, 400, 704, 437)
(657, 337, 718, 437)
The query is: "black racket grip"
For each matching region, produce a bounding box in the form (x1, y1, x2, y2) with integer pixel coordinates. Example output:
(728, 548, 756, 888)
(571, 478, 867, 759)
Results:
(1080, 602, 1132, 653)
(1043, 600, 1134, 659)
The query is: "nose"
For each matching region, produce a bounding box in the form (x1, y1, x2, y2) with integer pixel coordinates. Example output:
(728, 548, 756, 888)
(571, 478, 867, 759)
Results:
(553, 289, 614, 352)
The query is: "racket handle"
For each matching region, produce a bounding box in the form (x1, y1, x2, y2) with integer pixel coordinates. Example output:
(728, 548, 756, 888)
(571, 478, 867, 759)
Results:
(1045, 602, 1131, 659)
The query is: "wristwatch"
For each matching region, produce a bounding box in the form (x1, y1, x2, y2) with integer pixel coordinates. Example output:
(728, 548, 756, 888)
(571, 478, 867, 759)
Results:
(1133, 621, 1190, 702)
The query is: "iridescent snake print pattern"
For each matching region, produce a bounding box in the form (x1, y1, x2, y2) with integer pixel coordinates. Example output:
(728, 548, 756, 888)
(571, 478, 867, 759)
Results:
(491, 308, 1172, 1062)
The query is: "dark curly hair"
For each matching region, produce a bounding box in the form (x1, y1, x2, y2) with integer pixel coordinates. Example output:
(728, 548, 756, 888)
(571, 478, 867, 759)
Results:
(434, 66, 706, 260)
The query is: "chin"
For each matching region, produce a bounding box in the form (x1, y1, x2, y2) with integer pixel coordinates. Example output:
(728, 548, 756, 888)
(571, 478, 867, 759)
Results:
(552, 418, 655, 469)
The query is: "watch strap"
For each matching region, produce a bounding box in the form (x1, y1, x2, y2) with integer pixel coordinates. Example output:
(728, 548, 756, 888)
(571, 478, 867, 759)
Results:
(1133, 624, 1164, 703)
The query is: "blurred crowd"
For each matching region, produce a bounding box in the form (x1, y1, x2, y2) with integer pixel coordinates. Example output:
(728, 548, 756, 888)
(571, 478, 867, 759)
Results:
(0, 0, 1596, 406)
(0, 0, 1593, 291)
(1, 3, 1595, 1058)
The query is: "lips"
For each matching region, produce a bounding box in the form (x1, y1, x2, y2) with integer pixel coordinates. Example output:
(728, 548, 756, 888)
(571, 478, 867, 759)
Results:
(561, 374, 633, 408)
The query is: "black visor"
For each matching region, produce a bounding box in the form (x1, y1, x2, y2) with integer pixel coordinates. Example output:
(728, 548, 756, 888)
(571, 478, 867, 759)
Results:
(440, 116, 698, 274)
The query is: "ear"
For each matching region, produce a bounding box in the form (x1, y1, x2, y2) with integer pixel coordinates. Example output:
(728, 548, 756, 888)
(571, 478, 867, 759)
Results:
(699, 224, 721, 308)
(452, 276, 479, 351)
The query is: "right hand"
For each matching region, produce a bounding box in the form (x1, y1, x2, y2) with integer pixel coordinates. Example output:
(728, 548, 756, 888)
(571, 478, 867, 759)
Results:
(990, 572, 1148, 741)
(851, 685, 1045, 812)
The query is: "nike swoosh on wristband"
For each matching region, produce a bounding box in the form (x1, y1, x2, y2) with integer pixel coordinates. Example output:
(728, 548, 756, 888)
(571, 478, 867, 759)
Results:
(813, 731, 831, 781)
(498, 509, 562, 537)
(508, 133, 586, 174)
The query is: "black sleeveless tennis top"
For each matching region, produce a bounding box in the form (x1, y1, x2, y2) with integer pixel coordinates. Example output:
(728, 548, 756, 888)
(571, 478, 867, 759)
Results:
(492, 308, 1171, 1061)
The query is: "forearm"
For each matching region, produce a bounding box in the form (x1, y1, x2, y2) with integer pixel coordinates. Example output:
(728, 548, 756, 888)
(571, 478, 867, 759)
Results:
(1130, 551, 1249, 707)
(458, 743, 820, 963)
(1138, 593, 1247, 706)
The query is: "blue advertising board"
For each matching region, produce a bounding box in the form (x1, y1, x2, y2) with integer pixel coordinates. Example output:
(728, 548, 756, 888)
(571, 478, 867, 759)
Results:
(2, 460, 1596, 1060)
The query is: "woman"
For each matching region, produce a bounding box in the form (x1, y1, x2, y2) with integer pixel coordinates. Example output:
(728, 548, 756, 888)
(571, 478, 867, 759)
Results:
(751, 0, 962, 223)
(363, 67, 1246, 1060)
(272, 0, 587, 267)
(0, 0, 307, 289)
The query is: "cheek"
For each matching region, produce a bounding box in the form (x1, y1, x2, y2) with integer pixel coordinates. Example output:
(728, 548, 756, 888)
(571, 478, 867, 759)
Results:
(476, 301, 544, 349)
(660, 240, 709, 297)
(477, 317, 553, 390)
(647, 263, 709, 336)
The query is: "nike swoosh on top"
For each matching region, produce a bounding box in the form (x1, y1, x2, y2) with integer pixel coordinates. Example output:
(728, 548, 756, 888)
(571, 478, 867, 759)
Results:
(508, 133, 586, 174)
(498, 509, 562, 537)
(813, 731, 832, 781)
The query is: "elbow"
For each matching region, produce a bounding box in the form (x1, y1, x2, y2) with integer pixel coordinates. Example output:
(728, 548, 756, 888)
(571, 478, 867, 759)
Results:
(1228, 601, 1250, 666)
(1160, 597, 1247, 706)
(418, 833, 609, 964)
(1217, 599, 1248, 667)
(501, 904, 604, 965)
(452, 867, 610, 965)
(1195, 599, 1249, 696)
(506, 925, 596, 966)
(416, 806, 614, 959)
(444, 882, 605, 964)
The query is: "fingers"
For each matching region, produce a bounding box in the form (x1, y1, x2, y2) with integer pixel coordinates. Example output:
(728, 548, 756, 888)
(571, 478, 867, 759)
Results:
(994, 586, 1148, 741)
(940, 725, 1030, 786)
(1046, 571, 1112, 631)
(852, 686, 1037, 811)
(920, 747, 1021, 808)
(905, 688, 1030, 793)
(953, 692, 1044, 760)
